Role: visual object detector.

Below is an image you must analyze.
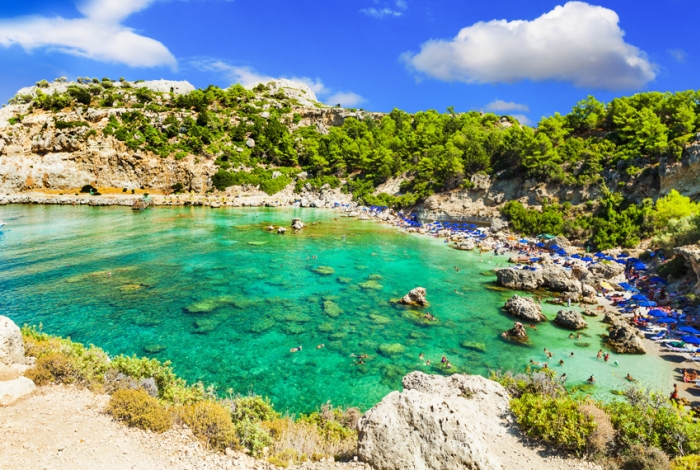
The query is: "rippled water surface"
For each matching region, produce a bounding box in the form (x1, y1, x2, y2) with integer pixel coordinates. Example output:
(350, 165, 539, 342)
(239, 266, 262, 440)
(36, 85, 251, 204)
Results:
(0, 205, 674, 412)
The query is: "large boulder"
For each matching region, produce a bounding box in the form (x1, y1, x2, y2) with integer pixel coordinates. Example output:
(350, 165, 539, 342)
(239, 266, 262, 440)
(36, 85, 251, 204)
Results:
(540, 266, 581, 293)
(504, 295, 546, 322)
(495, 268, 542, 291)
(0, 316, 26, 366)
(0, 377, 36, 405)
(358, 372, 510, 470)
(606, 322, 647, 354)
(554, 310, 588, 330)
(587, 262, 626, 284)
(400, 288, 429, 307)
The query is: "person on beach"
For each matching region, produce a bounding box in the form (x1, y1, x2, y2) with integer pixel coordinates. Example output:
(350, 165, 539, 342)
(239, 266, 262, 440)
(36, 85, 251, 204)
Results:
(671, 383, 679, 402)
(604, 353, 610, 362)
(290, 346, 302, 353)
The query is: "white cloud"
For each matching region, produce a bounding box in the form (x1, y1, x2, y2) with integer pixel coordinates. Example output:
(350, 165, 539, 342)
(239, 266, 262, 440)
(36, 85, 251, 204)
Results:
(403, 1, 657, 90)
(510, 114, 532, 126)
(326, 91, 365, 107)
(485, 100, 529, 113)
(194, 60, 366, 107)
(668, 48, 687, 63)
(361, 0, 407, 19)
(0, 0, 176, 68)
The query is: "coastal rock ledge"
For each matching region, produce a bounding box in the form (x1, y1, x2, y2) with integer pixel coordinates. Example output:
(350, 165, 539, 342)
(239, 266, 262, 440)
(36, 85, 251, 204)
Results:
(504, 295, 546, 322)
(554, 310, 588, 330)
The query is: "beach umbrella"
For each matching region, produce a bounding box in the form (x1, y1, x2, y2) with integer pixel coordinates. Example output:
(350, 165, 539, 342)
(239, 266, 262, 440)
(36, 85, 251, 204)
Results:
(519, 239, 529, 244)
(631, 294, 648, 301)
(581, 257, 593, 262)
(648, 310, 668, 318)
(615, 260, 627, 265)
(650, 276, 668, 285)
(535, 242, 546, 248)
(638, 300, 657, 307)
(655, 317, 677, 323)
(633, 262, 647, 271)
(550, 245, 561, 250)
(617, 254, 629, 258)
(679, 326, 700, 335)
(572, 254, 582, 259)
(681, 335, 700, 345)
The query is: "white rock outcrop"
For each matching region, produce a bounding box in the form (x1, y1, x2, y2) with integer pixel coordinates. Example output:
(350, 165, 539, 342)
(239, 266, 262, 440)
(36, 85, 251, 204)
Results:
(358, 372, 510, 470)
(0, 316, 27, 367)
(0, 377, 36, 406)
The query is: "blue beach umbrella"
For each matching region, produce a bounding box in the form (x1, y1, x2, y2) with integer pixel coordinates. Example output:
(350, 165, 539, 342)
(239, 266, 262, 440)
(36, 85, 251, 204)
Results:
(681, 335, 700, 345)
(633, 262, 647, 271)
(650, 276, 668, 285)
(679, 326, 700, 335)
(648, 310, 668, 317)
(617, 254, 629, 258)
(638, 300, 657, 307)
(581, 257, 593, 262)
(615, 260, 627, 265)
(535, 242, 546, 248)
(655, 317, 677, 323)
(631, 294, 648, 301)
(519, 239, 529, 244)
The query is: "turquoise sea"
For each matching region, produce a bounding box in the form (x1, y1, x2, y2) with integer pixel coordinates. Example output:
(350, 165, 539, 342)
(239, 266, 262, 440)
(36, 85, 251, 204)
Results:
(0, 205, 674, 412)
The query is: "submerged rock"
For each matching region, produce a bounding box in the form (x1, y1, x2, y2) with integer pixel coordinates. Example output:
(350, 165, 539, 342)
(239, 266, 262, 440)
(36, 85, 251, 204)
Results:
(606, 321, 646, 354)
(358, 372, 509, 470)
(504, 295, 546, 322)
(554, 310, 588, 330)
(323, 300, 343, 318)
(377, 343, 405, 357)
(399, 287, 428, 307)
(312, 266, 335, 276)
(358, 280, 383, 290)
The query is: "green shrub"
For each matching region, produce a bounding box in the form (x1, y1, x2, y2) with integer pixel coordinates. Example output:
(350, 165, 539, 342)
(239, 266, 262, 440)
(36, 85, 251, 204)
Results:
(22, 325, 110, 389)
(177, 401, 239, 450)
(606, 388, 700, 457)
(234, 419, 273, 456)
(55, 120, 89, 130)
(106, 389, 172, 433)
(658, 256, 690, 279)
(673, 455, 700, 470)
(231, 395, 279, 422)
(510, 393, 596, 455)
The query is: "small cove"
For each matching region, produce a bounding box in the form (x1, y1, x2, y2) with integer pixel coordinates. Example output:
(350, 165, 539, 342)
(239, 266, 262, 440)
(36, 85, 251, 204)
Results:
(0, 205, 675, 412)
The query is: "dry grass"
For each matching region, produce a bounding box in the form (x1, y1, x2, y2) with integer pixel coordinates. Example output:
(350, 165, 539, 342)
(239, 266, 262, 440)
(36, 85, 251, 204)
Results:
(579, 403, 615, 457)
(106, 389, 172, 433)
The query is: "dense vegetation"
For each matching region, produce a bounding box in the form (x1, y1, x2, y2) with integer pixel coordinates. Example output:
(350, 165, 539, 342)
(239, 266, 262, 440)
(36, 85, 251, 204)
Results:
(500, 189, 700, 250)
(493, 369, 700, 470)
(21, 325, 358, 466)
(8, 78, 700, 248)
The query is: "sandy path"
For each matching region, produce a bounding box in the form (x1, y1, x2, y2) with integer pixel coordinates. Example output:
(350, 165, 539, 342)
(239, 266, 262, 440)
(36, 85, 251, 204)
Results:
(0, 385, 367, 470)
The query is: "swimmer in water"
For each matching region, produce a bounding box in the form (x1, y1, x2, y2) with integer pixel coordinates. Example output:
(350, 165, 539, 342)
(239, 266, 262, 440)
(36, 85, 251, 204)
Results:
(546, 351, 553, 359)
(597, 349, 603, 359)
(316, 344, 325, 349)
(569, 333, 574, 339)
(558, 360, 565, 366)
(419, 353, 425, 360)
(626, 374, 637, 382)
(587, 375, 596, 384)
(576, 333, 581, 339)
(570, 352, 575, 357)
(426, 359, 431, 365)
(528, 324, 538, 330)
(290, 346, 302, 353)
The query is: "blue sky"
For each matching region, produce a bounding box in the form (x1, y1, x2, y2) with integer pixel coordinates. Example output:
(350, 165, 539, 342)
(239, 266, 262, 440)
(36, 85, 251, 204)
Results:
(0, 0, 695, 125)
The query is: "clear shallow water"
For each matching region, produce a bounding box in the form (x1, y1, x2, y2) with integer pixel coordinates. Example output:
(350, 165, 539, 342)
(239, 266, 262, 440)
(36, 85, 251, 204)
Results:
(0, 205, 674, 412)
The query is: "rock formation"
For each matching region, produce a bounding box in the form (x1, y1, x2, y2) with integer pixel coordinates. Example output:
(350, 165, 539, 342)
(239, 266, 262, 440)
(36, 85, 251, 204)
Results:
(502, 322, 528, 341)
(553, 310, 588, 330)
(495, 268, 542, 291)
(357, 372, 510, 470)
(504, 295, 546, 322)
(675, 245, 700, 295)
(0, 316, 36, 405)
(399, 287, 428, 307)
(606, 321, 647, 354)
(291, 218, 304, 230)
